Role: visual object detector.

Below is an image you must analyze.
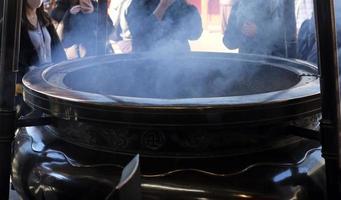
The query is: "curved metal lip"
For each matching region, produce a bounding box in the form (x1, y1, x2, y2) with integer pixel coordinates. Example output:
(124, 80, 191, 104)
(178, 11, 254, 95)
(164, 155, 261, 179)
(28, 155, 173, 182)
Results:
(23, 52, 320, 110)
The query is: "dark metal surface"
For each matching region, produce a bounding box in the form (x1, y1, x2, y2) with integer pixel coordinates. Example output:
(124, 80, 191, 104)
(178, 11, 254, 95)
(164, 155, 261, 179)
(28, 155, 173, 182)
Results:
(22, 53, 321, 126)
(285, 125, 320, 141)
(314, 0, 341, 199)
(12, 126, 325, 200)
(48, 115, 319, 157)
(13, 52, 327, 199)
(16, 110, 52, 127)
(0, 112, 16, 200)
(0, 0, 22, 199)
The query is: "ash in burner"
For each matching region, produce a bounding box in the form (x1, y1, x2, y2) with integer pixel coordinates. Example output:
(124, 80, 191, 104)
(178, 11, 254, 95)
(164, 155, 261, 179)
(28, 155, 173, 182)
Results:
(62, 58, 300, 99)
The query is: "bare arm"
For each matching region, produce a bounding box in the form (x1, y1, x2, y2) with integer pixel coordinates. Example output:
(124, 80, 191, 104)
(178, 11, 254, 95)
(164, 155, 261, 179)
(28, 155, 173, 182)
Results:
(153, 0, 175, 21)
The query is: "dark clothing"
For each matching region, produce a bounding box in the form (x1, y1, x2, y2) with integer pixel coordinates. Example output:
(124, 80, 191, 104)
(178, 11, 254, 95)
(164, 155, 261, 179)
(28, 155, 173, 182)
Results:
(17, 12, 66, 116)
(223, 0, 296, 57)
(297, 18, 316, 62)
(19, 13, 66, 83)
(51, 0, 97, 55)
(297, 19, 341, 64)
(0, 1, 3, 54)
(51, 0, 113, 55)
(127, 0, 202, 52)
(51, 0, 73, 23)
(297, 4, 341, 64)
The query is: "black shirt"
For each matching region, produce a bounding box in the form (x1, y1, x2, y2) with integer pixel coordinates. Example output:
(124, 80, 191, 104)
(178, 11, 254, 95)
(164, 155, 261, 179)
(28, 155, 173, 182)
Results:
(127, 0, 202, 52)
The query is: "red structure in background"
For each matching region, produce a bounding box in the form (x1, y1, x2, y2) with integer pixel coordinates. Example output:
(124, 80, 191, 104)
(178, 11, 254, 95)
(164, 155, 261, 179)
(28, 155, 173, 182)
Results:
(188, 0, 220, 15)
(208, 0, 220, 15)
(187, 0, 222, 29)
(187, 0, 201, 13)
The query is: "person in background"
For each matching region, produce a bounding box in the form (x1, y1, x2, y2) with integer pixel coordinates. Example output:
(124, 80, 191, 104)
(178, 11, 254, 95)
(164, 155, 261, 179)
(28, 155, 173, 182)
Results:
(126, 0, 203, 53)
(297, 0, 341, 64)
(18, 0, 66, 115)
(295, 0, 314, 34)
(108, 0, 133, 53)
(220, 0, 233, 32)
(223, 0, 297, 58)
(43, 0, 57, 14)
(20, 0, 66, 75)
(297, 15, 316, 62)
(51, 0, 98, 58)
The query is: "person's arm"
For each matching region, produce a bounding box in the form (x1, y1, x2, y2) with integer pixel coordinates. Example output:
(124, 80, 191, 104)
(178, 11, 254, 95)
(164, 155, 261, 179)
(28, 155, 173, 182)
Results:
(307, 43, 317, 64)
(18, 26, 35, 83)
(45, 14, 67, 62)
(126, 0, 170, 51)
(153, 0, 175, 21)
(223, 2, 241, 49)
(127, 0, 201, 51)
(51, 0, 70, 22)
(258, 0, 296, 57)
(170, 3, 203, 41)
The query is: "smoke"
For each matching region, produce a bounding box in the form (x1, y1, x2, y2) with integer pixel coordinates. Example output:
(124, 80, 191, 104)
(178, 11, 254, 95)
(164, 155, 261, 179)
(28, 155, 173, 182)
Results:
(60, 55, 299, 99)
(28, 0, 309, 102)
(50, 0, 303, 100)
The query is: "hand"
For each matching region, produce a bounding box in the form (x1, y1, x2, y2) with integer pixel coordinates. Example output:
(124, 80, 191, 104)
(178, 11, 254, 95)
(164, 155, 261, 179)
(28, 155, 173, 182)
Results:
(79, 0, 94, 13)
(117, 40, 132, 53)
(241, 21, 257, 38)
(70, 5, 81, 15)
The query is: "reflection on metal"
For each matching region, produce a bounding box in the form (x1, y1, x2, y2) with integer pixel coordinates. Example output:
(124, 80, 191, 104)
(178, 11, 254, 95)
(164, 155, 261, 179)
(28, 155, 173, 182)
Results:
(11, 114, 326, 199)
(9, 52, 327, 199)
(141, 183, 207, 193)
(273, 169, 293, 182)
(232, 194, 253, 199)
(143, 148, 322, 178)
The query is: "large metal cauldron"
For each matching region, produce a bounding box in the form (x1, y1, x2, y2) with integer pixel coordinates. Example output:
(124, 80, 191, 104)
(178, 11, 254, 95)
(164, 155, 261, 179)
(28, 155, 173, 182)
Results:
(12, 53, 325, 199)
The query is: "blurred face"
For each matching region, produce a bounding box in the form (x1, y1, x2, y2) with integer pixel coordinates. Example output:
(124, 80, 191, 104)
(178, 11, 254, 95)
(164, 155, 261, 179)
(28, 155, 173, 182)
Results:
(27, 0, 43, 9)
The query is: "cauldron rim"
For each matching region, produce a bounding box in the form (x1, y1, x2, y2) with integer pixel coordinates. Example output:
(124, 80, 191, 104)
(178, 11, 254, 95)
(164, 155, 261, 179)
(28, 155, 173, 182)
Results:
(22, 52, 320, 126)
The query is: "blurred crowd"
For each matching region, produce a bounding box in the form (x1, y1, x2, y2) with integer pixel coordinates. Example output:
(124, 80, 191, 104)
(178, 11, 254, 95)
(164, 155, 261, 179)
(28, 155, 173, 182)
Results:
(0, 0, 330, 62)
(2, 0, 341, 115)
(2, 0, 341, 111)
(13, 0, 324, 66)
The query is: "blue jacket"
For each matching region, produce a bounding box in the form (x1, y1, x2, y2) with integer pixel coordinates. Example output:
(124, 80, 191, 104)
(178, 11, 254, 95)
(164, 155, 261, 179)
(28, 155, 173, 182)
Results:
(297, 17, 341, 64)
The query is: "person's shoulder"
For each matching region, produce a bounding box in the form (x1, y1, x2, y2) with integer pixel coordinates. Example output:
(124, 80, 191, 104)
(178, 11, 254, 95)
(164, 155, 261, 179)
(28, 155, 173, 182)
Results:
(178, 1, 199, 11)
(299, 18, 313, 34)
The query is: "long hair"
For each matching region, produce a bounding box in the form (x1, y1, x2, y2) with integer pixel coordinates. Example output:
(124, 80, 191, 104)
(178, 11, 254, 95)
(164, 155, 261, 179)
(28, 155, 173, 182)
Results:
(22, 0, 51, 30)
